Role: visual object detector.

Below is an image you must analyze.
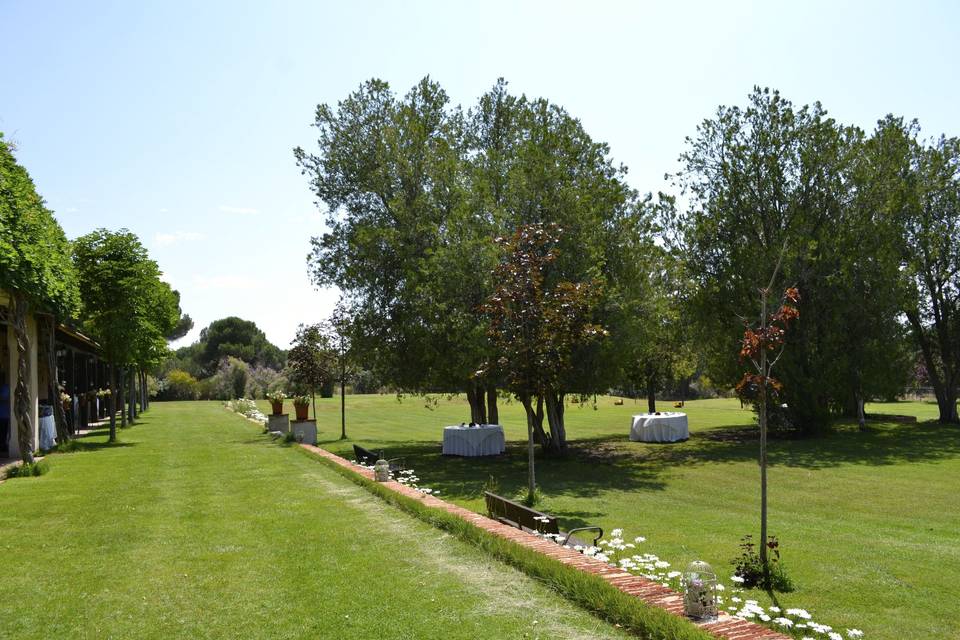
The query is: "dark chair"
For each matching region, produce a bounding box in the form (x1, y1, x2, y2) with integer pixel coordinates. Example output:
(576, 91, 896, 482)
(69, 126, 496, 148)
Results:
(353, 444, 405, 472)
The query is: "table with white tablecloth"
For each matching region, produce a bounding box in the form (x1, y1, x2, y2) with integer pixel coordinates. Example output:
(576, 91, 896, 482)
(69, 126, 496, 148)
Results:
(629, 412, 689, 442)
(442, 424, 506, 457)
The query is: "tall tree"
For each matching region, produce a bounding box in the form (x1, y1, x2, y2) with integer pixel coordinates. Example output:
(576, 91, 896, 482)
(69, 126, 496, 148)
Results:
(0, 133, 80, 460)
(870, 118, 960, 423)
(73, 229, 165, 441)
(287, 322, 330, 421)
(735, 281, 800, 579)
(672, 88, 903, 433)
(197, 316, 284, 374)
(483, 223, 606, 500)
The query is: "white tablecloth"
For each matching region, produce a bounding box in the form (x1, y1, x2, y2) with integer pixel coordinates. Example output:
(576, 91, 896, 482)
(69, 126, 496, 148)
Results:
(442, 424, 505, 456)
(629, 412, 689, 442)
(39, 414, 57, 450)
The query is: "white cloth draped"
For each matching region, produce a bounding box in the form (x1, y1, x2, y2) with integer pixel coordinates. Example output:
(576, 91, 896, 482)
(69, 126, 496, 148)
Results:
(442, 424, 505, 456)
(629, 412, 689, 442)
(39, 414, 57, 450)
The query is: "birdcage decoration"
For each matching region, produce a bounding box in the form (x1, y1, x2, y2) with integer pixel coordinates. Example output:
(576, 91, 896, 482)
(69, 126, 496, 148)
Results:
(373, 459, 391, 482)
(683, 560, 718, 619)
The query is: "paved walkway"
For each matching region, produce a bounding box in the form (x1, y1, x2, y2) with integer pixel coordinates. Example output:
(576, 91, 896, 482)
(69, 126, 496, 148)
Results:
(300, 443, 789, 640)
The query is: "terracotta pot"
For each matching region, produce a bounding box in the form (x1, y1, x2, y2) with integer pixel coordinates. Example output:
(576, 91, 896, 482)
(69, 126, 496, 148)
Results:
(294, 404, 309, 421)
(270, 400, 283, 415)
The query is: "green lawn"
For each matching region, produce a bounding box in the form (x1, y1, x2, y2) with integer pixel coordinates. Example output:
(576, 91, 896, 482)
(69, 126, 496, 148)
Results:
(0, 401, 635, 639)
(271, 393, 960, 640)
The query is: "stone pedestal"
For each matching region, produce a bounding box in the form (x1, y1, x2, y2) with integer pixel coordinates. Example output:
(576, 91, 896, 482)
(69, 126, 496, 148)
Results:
(267, 414, 289, 433)
(291, 420, 317, 445)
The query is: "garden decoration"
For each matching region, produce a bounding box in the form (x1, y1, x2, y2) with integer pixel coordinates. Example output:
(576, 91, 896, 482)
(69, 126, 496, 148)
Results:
(293, 395, 310, 421)
(373, 459, 391, 482)
(683, 560, 718, 619)
(266, 390, 286, 415)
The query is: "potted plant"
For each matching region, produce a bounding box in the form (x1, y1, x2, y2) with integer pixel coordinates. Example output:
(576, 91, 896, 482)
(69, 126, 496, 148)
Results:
(293, 395, 310, 421)
(266, 390, 286, 416)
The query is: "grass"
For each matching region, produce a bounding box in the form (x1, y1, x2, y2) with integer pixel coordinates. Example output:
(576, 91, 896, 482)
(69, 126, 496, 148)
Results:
(0, 401, 650, 639)
(300, 447, 713, 640)
(261, 393, 960, 640)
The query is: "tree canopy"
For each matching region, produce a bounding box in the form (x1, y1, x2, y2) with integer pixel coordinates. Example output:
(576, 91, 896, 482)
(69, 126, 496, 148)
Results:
(0, 133, 80, 317)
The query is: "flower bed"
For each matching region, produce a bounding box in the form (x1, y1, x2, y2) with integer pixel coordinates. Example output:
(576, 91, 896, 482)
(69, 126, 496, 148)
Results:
(557, 527, 863, 640)
(226, 398, 268, 425)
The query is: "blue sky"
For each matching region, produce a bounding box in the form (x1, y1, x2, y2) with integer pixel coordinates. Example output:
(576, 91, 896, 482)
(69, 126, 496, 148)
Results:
(2, 0, 957, 348)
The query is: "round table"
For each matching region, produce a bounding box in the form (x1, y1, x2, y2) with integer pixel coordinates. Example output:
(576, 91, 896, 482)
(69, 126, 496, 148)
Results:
(442, 424, 505, 457)
(629, 412, 689, 442)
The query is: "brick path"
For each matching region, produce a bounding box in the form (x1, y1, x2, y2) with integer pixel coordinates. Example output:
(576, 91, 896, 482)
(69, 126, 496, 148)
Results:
(299, 443, 789, 640)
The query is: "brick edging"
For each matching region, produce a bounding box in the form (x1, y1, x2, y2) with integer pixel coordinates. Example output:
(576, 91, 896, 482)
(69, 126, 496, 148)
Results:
(298, 443, 789, 640)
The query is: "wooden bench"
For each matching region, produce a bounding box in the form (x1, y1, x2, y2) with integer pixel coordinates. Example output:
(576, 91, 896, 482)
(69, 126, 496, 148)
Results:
(353, 444, 405, 472)
(484, 491, 603, 548)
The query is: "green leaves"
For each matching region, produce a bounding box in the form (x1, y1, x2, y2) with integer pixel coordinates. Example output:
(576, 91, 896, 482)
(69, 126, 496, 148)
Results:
(72, 228, 179, 368)
(0, 133, 80, 317)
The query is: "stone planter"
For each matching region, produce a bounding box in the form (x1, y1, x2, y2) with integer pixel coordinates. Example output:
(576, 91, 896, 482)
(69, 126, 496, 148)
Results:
(290, 420, 317, 445)
(267, 413, 289, 433)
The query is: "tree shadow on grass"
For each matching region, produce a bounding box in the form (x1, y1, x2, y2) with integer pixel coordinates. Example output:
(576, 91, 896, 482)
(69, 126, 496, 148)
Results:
(329, 438, 669, 503)
(321, 419, 960, 511)
(636, 418, 960, 471)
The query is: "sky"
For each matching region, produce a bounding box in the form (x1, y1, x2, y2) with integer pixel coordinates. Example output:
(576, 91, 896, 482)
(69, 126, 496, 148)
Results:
(1, 0, 958, 348)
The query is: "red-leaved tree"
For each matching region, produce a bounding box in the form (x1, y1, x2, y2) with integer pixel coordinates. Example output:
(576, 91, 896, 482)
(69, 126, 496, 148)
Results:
(483, 223, 606, 501)
(735, 282, 800, 572)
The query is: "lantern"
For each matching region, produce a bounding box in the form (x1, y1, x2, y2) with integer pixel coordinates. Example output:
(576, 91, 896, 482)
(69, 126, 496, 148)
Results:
(373, 459, 391, 482)
(683, 560, 718, 619)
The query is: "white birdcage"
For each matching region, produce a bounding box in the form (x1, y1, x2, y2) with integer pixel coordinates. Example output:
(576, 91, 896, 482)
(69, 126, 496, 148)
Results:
(683, 560, 718, 619)
(373, 459, 391, 482)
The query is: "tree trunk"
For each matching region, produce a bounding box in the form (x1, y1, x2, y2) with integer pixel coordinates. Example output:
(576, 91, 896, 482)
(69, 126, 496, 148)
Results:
(530, 394, 549, 447)
(40, 314, 69, 442)
(937, 386, 959, 424)
(646, 375, 657, 414)
(129, 367, 137, 423)
(340, 378, 346, 439)
(465, 383, 487, 424)
(486, 385, 499, 425)
(119, 368, 127, 429)
(856, 392, 866, 431)
(543, 390, 566, 453)
(906, 308, 959, 424)
(520, 394, 536, 503)
(9, 294, 35, 463)
(108, 363, 117, 442)
(759, 296, 769, 573)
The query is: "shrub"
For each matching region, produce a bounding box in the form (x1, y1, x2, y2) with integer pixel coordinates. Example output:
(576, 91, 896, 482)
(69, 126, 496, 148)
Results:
(731, 534, 794, 592)
(6, 460, 50, 478)
(162, 369, 200, 400)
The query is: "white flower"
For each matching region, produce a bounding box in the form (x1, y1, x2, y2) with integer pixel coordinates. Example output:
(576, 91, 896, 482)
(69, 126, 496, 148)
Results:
(715, 583, 725, 591)
(787, 608, 812, 620)
(611, 528, 623, 537)
(730, 575, 745, 584)
(634, 536, 646, 543)
(768, 606, 781, 613)
(654, 560, 670, 568)
(828, 633, 843, 640)
(846, 631, 864, 639)
(774, 617, 794, 627)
